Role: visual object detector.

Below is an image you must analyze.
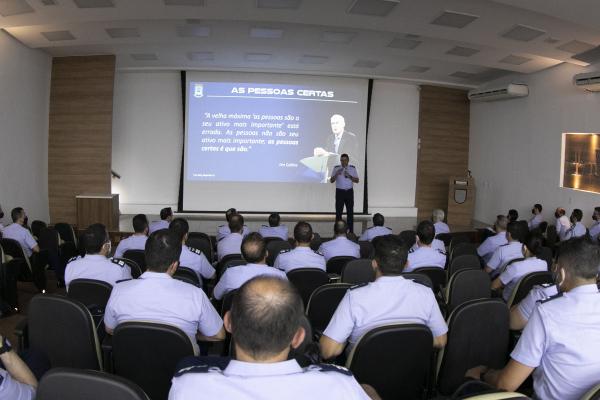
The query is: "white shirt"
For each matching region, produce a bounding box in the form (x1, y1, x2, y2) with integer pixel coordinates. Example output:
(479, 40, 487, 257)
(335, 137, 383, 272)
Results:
(317, 236, 360, 261)
(477, 232, 508, 263)
(410, 239, 446, 254)
(434, 221, 450, 235)
(528, 214, 543, 230)
(104, 271, 223, 355)
(499, 257, 548, 301)
(511, 284, 600, 400)
(258, 225, 288, 241)
(217, 233, 244, 261)
(359, 226, 392, 242)
(0, 222, 4, 233)
(274, 246, 326, 273)
(213, 263, 288, 300)
(487, 241, 523, 274)
(148, 220, 170, 234)
(180, 245, 215, 282)
(589, 221, 600, 241)
(114, 234, 147, 258)
(323, 276, 447, 350)
(216, 225, 250, 242)
(65, 255, 132, 290)
(556, 215, 571, 235)
(405, 246, 446, 272)
(0, 368, 35, 400)
(1, 223, 37, 257)
(331, 165, 358, 190)
(517, 284, 559, 322)
(168, 358, 370, 400)
(560, 221, 586, 241)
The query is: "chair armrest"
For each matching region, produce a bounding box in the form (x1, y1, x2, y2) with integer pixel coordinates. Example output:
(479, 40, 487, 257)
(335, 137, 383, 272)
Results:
(101, 335, 113, 373)
(14, 317, 28, 352)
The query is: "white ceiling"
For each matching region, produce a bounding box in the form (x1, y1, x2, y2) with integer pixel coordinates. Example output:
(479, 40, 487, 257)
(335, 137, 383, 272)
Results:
(2, 0, 600, 87)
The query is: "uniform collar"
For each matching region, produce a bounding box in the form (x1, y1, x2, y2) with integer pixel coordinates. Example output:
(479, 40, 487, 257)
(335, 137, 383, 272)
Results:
(140, 271, 172, 280)
(244, 263, 269, 268)
(568, 284, 599, 294)
(294, 246, 312, 251)
(85, 254, 108, 260)
(224, 359, 302, 377)
(376, 275, 403, 282)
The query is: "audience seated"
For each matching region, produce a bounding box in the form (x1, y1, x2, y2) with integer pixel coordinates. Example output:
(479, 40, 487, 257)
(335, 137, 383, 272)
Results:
(467, 237, 600, 399)
(477, 215, 508, 263)
(432, 209, 450, 235)
(169, 218, 215, 283)
(484, 221, 525, 277)
(358, 213, 392, 242)
(491, 233, 547, 301)
(0, 333, 38, 400)
(404, 220, 446, 272)
(560, 208, 586, 241)
(169, 276, 373, 399)
(104, 229, 225, 354)
(213, 233, 287, 300)
(554, 207, 571, 236)
(528, 203, 543, 230)
(318, 220, 360, 261)
(274, 221, 325, 273)
(114, 214, 148, 258)
(148, 207, 173, 234)
(509, 281, 558, 331)
(319, 235, 447, 359)
(589, 207, 600, 242)
(217, 213, 245, 261)
(507, 209, 519, 223)
(65, 223, 132, 290)
(2, 207, 39, 258)
(216, 208, 250, 241)
(258, 212, 288, 240)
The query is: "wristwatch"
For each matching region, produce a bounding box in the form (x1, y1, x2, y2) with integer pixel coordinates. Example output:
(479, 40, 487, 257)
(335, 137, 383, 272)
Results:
(0, 337, 12, 355)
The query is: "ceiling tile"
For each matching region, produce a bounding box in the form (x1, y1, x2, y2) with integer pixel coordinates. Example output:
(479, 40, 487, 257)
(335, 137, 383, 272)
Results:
(449, 71, 476, 79)
(347, 0, 398, 17)
(106, 28, 140, 39)
(499, 54, 532, 65)
(403, 65, 430, 73)
(571, 45, 600, 64)
(177, 25, 211, 37)
(256, 0, 301, 9)
(501, 24, 545, 42)
(250, 27, 284, 39)
(41, 30, 76, 41)
(446, 46, 480, 57)
(353, 59, 380, 68)
(73, 0, 114, 8)
(299, 55, 328, 64)
(430, 11, 478, 29)
(387, 37, 421, 50)
(0, 0, 34, 16)
(557, 40, 595, 54)
(187, 51, 214, 61)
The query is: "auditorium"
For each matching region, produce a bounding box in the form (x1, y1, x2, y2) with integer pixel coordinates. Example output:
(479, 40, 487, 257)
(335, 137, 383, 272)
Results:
(1, 0, 600, 399)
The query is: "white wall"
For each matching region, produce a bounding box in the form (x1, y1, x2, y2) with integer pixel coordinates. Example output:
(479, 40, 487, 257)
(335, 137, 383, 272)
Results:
(470, 62, 600, 225)
(0, 31, 51, 225)
(112, 72, 420, 216)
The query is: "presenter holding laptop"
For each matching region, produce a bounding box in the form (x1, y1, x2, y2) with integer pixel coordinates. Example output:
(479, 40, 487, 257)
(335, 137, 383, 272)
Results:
(330, 154, 359, 233)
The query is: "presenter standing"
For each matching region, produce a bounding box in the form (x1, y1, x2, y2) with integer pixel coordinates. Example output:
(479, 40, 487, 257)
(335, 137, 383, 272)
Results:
(330, 154, 359, 233)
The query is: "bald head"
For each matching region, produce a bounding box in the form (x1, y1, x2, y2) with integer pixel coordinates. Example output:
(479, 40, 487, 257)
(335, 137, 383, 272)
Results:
(230, 277, 304, 360)
(241, 232, 267, 263)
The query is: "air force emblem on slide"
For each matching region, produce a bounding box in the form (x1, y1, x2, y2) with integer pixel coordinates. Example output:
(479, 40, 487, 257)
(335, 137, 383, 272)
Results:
(193, 83, 204, 98)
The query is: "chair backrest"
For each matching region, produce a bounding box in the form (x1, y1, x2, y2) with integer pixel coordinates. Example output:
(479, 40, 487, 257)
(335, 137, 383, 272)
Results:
(67, 279, 113, 310)
(31, 220, 47, 239)
(506, 271, 554, 309)
(537, 221, 548, 235)
(341, 259, 375, 284)
(449, 234, 471, 254)
(445, 269, 491, 313)
(112, 321, 195, 400)
(545, 224, 558, 247)
(326, 256, 357, 275)
(112, 258, 142, 279)
(413, 267, 447, 292)
(436, 298, 509, 395)
(217, 254, 244, 279)
(459, 393, 530, 400)
(346, 323, 433, 400)
(28, 294, 102, 370)
(37, 367, 150, 400)
(436, 233, 452, 247)
(263, 236, 284, 247)
(580, 381, 600, 400)
(38, 227, 60, 254)
(287, 268, 330, 307)
(0, 238, 32, 271)
(399, 230, 417, 248)
(186, 232, 213, 263)
(173, 266, 200, 287)
(54, 222, 77, 245)
(450, 242, 478, 260)
(536, 246, 553, 270)
(401, 273, 434, 289)
(123, 250, 146, 272)
(449, 254, 481, 277)
(358, 240, 374, 259)
(306, 283, 351, 334)
(477, 228, 496, 243)
(266, 240, 292, 266)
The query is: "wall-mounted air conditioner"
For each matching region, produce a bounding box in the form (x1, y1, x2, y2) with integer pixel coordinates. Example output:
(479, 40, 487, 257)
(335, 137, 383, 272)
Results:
(468, 83, 529, 102)
(573, 72, 600, 92)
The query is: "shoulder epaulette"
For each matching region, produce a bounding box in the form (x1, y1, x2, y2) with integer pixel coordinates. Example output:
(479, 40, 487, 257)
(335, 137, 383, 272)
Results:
(436, 249, 446, 255)
(111, 258, 126, 268)
(279, 248, 292, 254)
(261, 225, 269, 228)
(305, 363, 353, 376)
(350, 282, 368, 290)
(349, 164, 356, 168)
(385, 227, 392, 231)
(218, 224, 225, 228)
(115, 278, 132, 284)
(539, 283, 554, 288)
(539, 292, 563, 304)
(174, 356, 231, 377)
(408, 248, 416, 254)
(500, 243, 509, 247)
(188, 247, 202, 255)
(68, 255, 81, 263)
(313, 249, 324, 256)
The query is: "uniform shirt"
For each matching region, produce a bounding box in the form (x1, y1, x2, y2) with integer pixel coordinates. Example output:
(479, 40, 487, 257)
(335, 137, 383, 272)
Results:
(499, 257, 548, 301)
(318, 237, 360, 262)
(560, 221, 586, 241)
(104, 271, 223, 355)
(358, 226, 392, 242)
(114, 234, 147, 258)
(331, 165, 358, 190)
(487, 241, 523, 274)
(213, 264, 287, 300)
(528, 214, 543, 230)
(148, 220, 170, 234)
(555, 215, 571, 235)
(589, 221, 600, 241)
(434, 221, 450, 235)
(405, 246, 446, 272)
(511, 284, 600, 400)
(258, 225, 288, 241)
(216, 225, 250, 242)
(409, 239, 446, 255)
(1, 223, 37, 257)
(180, 245, 215, 283)
(516, 283, 559, 322)
(0, 368, 35, 400)
(65, 255, 132, 290)
(323, 276, 447, 350)
(168, 358, 370, 400)
(274, 246, 326, 273)
(217, 233, 244, 261)
(477, 232, 508, 263)
(0, 222, 4, 233)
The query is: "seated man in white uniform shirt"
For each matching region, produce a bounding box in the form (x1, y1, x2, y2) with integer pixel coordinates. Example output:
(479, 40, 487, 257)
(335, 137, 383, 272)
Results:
(560, 208, 586, 241)
(0, 333, 38, 400)
(318, 220, 360, 262)
(589, 206, 600, 242)
(359, 213, 392, 242)
(217, 213, 245, 262)
(2, 207, 39, 258)
(477, 215, 509, 263)
(114, 214, 148, 258)
(432, 209, 450, 235)
(104, 229, 225, 355)
(405, 220, 446, 272)
(554, 207, 571, 237)
(169, 218, 215, 284)
(528, 203, 544, 230)
(258, 213, 288, 241)
(274, 221, 326, 273)
(217, 208, 250, 242)
(148, 207, 173, 234)
(484, 221, 526, 277)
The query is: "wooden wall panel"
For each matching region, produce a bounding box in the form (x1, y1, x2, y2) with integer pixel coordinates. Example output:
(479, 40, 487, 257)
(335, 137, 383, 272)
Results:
(415, 85, 470, 223)
(48, 55, 115, 224)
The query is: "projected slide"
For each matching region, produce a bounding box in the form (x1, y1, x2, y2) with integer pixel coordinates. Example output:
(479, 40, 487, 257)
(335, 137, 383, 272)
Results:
(186, 81, 365, 183)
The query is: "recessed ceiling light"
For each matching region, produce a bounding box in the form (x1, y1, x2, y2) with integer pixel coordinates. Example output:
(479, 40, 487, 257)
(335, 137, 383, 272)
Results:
(177, 25, 211, 37)
(0, 0, 34, 16)
(245, 53, 273, 62)
(164, 0, 203, 6)
(73, 0, 114, 8)
(431, 11, 478, 29)
(321, 31, 357, 44)
(557, 40, 595, 54)
(250, 27, 284, 39)
(130, 53, 158, 61)
(499, 54, 532, 65)
(353, 59, 380, 68)
(41, 30, 76, 41)
(299, 55, 328, 64)
(187, 51, 214, 61)
(256, 0, 301, 9)
(501, 24, 545, 42)
(446, 46, 480, 57)
(387, 37, 421, 50)
(403, 65, 430, 73)
(347, 0, 399, 17)
(106, 28, 140, 39)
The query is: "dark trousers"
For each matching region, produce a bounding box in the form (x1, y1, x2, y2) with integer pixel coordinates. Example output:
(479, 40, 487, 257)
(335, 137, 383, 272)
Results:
(335, 188, 354, 232)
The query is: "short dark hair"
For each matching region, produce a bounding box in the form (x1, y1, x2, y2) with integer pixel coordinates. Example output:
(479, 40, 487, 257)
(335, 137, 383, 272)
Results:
(145, 229, 182, 273)
(340, 153, 349, 160)
(84, 223, 108, 254)
(374, 235, 408, 275)
(507, 221, 526, 242)
(169, 218, 189, 242)
(373, 213, 384, 226)
(572, 209, 583, 222)
(534, 204, 543, 213)
(595, 206, 600, 214)
(524, 232, 544, 255)
(132, 214, 148, 233)
(225, 208, 237, 221)
(334, 220, 347, 235)
(230, 276, 304, 359)
(293, 221, 313, 244)
(508, 209, 519, 222)
(416, 220, 435, 245)
(160, 207, 173, 221)
(241, 232, 267, 263)
(557, 237, 600, 280)
(268, 213, 280, 227)
(229, 213, 244, 233)
(10, 207, 24, 222)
